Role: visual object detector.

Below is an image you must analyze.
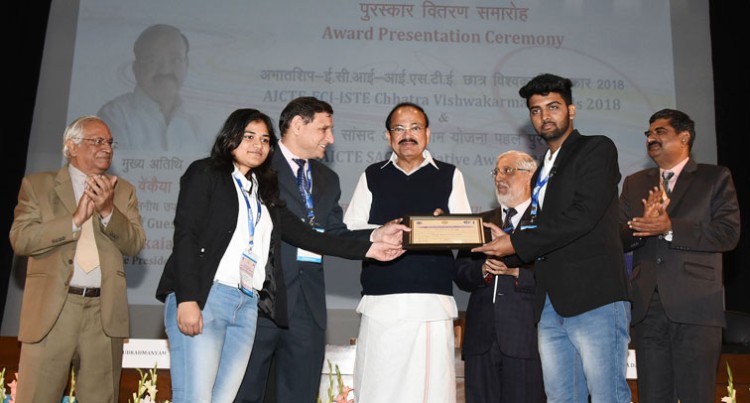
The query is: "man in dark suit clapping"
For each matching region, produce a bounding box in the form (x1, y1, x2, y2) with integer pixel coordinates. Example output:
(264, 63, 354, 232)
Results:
(621, 108, 740, 402)
(455, 150, 545, 403)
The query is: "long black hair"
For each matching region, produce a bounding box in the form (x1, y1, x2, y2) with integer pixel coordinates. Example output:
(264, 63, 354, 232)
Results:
(209, 108, 283, 207)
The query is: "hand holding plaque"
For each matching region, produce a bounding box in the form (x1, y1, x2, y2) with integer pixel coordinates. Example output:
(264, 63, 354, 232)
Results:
(403, 214, 485, 249)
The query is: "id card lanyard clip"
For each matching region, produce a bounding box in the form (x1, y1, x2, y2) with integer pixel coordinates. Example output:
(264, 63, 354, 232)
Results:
(235, 176, 262, 296)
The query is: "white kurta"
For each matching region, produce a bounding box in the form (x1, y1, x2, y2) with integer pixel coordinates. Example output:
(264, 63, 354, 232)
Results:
(344, 150, 471, 403)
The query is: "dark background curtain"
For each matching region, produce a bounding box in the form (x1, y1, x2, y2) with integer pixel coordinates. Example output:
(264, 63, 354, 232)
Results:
(3, 1, 747, 328)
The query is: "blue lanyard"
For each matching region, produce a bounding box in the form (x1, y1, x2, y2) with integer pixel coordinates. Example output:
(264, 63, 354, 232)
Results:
(296, 163, 316, 226)
(530, 169, 551, 220)
(234, 176, 262, 248)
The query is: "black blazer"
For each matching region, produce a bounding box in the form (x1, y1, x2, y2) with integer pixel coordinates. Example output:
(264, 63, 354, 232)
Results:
(455, 205, 538, 359)
(619, 158, 740, 326)
(511, 130, 630, 321)
(155, 158, 371, 328)
(271, 151, 371, 328)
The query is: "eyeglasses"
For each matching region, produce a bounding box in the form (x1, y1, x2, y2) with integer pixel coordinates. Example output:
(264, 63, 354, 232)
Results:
(490, 167, 531, 177)
(74, 137, 117, 148)
(389, 125, 423, 135)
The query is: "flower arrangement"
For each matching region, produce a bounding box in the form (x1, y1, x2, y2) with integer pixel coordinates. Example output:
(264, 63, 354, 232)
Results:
(1, 368, 17, 403)
(1, 364, 169, 403)
(2, 367, 77, 403)
(721, 361, 736, 403)
(62, 367, 76, 403)
(317, 359, 354, 403)
(129, 364, 170, 403)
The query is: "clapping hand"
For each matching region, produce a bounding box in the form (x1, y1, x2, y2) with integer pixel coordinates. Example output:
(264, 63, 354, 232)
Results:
(73, 193, 97, 227)
(627, 186, 672, 237)
(85, 174, 118, 218)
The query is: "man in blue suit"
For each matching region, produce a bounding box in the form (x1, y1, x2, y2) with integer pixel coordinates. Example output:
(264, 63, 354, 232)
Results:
(455, 150, 545, 403)
(235, 97, 402, 403)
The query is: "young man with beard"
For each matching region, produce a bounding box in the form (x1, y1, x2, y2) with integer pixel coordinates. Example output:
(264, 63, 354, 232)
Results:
(472, 73, 632, 402)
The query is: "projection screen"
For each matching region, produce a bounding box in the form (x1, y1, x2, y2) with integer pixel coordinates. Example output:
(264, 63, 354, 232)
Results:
(2, 0, 715, 338)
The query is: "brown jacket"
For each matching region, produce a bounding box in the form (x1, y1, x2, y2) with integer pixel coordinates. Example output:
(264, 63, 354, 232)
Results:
(9, 165, 146, 342)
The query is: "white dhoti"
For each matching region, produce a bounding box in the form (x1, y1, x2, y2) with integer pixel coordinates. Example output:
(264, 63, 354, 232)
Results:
(353, 294, 457, 403)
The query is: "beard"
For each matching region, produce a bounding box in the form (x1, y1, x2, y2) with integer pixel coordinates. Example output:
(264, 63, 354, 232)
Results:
(495, 183, 522, 207)
(537, 115, 570, 142)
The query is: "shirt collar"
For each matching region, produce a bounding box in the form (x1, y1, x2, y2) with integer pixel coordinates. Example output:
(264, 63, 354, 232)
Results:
(379, 149, 438, 174)
(660, 157, 689, 180)
(68, 163, 87, 182)
(502, 198, 531, 215)
(277, 140, 306, 173)
(232, 164, 256, 192)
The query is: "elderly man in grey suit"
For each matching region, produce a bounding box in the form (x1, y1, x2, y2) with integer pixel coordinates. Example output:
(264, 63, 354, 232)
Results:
(621, 108, 740, 402)
(10, 116, 146, 402)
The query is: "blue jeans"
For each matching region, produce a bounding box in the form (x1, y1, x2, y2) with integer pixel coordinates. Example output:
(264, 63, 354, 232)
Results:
(165, 282, 258, 403)
(538, 295, 631, 403)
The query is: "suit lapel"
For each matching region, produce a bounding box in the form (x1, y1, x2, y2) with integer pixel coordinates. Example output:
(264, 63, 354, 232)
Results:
(309, 160, 326, 205)
(54, 166, 77, 214)
(665, 158, 696, 213)
(273, 151, 306, 211)
(515, 206, 535, 231)
(547, 130, 581, 182)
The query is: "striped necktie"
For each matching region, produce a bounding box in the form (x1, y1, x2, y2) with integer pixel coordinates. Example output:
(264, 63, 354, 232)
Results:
(662, 170, 674, 198)
(502, 207, 517, 234)
(293, 158, 309, 199)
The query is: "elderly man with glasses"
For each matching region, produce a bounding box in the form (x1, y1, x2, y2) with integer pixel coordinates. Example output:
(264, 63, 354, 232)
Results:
(10, 116, 145, 402)
(455, 150, 546, 403)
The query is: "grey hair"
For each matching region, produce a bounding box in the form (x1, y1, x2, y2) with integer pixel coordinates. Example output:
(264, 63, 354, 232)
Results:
(62, 115, 105, 160)
(495, 150, 538, 172)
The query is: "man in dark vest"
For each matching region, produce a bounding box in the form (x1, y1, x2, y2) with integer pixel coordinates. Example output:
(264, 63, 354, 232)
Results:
(344, 102, 471, 403)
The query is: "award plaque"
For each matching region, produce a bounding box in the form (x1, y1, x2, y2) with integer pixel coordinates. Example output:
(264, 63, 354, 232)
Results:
(403, 214, 485, 249)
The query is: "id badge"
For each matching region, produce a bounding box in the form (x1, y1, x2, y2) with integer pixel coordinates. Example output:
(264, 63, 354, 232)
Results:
(297, 227, 324, 263)
(240, 248, 259, 296)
